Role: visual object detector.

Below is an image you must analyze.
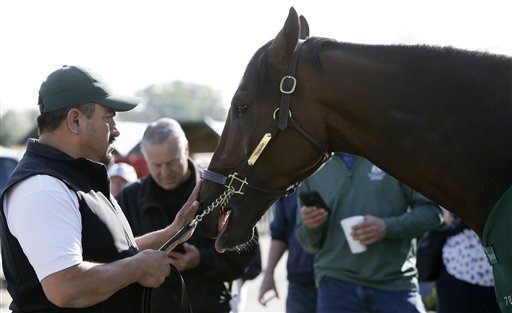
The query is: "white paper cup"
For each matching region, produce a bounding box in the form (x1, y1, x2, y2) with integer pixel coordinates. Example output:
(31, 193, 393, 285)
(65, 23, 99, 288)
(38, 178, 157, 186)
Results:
(340, 215, 367, 254)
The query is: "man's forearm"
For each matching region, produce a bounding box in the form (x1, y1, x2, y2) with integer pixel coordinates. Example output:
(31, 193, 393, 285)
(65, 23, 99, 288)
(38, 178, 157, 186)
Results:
(40, 257, 143, 308)
(136, 225, 176, 251)
(41, 249, 173, 308)
(264, 240, 287, 276)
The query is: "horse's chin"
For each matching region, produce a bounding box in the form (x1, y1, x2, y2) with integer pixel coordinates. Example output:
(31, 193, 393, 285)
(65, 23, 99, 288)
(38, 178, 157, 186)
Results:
(213, 210, 254, 253)
(214, 210, 231, 253)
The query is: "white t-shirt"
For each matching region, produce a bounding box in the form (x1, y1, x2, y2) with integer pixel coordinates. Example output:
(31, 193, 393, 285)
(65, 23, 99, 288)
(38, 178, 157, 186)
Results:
(3, 175, 83, 281)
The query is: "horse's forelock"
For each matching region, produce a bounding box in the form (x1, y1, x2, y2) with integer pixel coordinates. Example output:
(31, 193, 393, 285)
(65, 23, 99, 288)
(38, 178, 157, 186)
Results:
(240, 41, 279, 98)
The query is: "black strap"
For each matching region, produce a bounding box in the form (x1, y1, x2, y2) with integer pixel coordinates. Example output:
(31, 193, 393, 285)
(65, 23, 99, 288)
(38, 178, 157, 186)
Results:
(141, 264, 192, 313)
(288, 116, 331, 161)
(141, 222, 196, 313)
(278, 40, 304, 130)
(201, 169, 288, 198)
(201, 169, 228, 185)
(170, 264, 193, 313)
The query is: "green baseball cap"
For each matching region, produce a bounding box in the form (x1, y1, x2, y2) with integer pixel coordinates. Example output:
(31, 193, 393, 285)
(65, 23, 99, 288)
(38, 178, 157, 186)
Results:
(38, 65, 140, 113)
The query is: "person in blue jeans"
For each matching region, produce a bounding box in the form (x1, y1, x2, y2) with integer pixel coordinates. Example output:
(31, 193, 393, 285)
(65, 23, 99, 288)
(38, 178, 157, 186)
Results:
(258, 191, 317, 313)
(296, 154, 443, 313)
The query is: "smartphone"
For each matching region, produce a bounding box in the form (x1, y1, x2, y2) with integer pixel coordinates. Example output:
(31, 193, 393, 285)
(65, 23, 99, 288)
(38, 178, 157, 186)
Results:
(299, 191, 330, 213)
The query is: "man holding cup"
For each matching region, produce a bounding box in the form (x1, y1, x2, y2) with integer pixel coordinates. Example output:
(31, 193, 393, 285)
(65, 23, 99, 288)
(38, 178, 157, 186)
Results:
(296, 154, 443, 313)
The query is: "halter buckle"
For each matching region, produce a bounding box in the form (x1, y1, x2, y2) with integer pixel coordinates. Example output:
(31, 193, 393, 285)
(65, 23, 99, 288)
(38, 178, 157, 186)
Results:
(225, 173, 248, 195)
(280, 75, 297, 94)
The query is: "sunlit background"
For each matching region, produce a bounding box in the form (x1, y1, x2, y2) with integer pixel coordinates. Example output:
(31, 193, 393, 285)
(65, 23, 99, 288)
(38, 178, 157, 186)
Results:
(1, 0, 511, 116)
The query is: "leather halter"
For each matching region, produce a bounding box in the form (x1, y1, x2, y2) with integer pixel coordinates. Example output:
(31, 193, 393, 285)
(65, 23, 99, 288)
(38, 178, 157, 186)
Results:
(202, 39, 332, 198)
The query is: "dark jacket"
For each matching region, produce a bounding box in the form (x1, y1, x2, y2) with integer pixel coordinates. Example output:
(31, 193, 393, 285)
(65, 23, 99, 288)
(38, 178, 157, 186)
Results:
(271, 192, 316, 286)
(116, 160, 258, 313)
(0, 139, 141, 312)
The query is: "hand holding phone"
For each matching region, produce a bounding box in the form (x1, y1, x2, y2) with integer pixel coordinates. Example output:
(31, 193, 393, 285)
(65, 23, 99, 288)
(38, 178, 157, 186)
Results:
(174, 243, 186, 253)
(299, 191, 330, 213)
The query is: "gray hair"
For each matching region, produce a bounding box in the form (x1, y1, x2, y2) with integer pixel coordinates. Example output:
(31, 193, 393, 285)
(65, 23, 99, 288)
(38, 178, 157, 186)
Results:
(140, 117, 188, 153)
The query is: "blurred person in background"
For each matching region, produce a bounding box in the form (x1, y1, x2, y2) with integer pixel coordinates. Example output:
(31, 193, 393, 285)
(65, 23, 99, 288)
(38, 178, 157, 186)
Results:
(296, 154, 443, 313)
(108, 162, 138, 196)
(435, 211, 500, 313)
(116, 117, 257, 313)
(258, 191, 317, 313)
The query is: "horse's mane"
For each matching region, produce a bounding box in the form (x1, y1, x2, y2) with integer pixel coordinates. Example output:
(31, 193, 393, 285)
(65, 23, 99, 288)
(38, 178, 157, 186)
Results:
(304, 37, 511, 76)
(239, 36, 511, 101)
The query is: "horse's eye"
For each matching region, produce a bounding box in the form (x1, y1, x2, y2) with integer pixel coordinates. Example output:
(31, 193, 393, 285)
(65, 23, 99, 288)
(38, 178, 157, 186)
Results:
(235, 103, 250, 116)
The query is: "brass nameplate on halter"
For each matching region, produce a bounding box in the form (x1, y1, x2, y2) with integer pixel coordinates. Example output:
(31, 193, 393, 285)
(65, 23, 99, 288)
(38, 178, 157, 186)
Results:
(248, 133, 272, 166)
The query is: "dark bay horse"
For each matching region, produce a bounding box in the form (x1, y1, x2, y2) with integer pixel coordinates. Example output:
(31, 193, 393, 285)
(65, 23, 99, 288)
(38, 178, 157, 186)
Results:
(197, 7, 511, 310)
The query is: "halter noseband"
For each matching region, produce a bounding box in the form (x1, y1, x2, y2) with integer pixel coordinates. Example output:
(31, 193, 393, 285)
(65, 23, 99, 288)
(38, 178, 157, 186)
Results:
(202, 39, 331, 198)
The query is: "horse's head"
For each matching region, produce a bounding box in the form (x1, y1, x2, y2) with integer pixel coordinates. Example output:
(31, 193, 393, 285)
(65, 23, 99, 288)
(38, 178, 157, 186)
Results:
(197, 7, 331, 252)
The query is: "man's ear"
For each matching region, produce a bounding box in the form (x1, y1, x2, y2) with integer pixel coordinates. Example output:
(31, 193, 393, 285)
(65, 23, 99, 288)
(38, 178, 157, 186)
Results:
(66, 108, 81, 135)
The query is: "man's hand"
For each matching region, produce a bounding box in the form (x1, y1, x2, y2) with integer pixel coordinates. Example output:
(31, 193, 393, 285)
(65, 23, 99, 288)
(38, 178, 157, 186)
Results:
(41, 249, 174, 308)
(162, 182, 201, 253)
(300, 206, 329, 229)
(168, 243, 200, 271)
(258, 273, 279, 306)
(173, 181, 202, 229)
(135, 250, 173, 287)
(351, 215, 387, 245)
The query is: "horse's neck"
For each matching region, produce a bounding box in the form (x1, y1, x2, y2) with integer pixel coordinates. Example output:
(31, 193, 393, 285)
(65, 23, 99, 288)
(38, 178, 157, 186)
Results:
(317, 46, 512, 235)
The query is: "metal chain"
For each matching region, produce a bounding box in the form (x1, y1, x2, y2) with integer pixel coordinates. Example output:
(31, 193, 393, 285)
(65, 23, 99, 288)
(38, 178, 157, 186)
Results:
(194, 188, 234, 223)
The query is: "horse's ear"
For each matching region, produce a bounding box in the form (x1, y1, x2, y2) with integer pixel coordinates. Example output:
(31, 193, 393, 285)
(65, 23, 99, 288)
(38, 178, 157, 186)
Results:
(299, 15, 309, 39)
(268, 7, 300, 69)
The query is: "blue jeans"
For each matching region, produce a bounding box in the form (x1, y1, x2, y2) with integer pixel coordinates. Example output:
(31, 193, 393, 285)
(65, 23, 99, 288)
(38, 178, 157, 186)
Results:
(287, 282, 317, 313)
(317, 277, 426, 313)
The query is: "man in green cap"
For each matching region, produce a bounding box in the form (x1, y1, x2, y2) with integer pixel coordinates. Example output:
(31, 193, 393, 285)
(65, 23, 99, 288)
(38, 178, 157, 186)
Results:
(0, 65, 200, 312)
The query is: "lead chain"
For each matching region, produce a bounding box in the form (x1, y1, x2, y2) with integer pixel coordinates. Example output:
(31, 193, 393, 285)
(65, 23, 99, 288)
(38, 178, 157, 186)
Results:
(194, 188, 234, 223)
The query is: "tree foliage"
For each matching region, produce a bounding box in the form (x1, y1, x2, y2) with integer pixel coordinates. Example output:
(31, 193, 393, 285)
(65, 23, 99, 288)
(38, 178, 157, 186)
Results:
(120, 81, 228, 122)
(0, 109, 38, 146)
(0, 80, 227, 147)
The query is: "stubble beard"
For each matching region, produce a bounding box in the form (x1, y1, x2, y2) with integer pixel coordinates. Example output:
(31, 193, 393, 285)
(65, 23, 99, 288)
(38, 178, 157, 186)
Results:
(101, 138, 116, 167)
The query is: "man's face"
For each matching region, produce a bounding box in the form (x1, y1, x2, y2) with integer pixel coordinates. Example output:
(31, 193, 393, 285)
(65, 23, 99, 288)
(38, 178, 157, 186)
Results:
(81, 104, 118, 167)
(142, 138, 189, 190)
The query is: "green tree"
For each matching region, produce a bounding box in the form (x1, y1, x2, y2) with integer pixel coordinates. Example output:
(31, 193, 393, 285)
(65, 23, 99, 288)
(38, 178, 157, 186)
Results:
(0, 109, 38, 146)
(120, 81, 227, 122)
